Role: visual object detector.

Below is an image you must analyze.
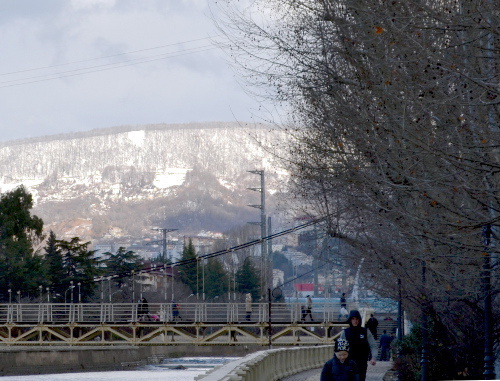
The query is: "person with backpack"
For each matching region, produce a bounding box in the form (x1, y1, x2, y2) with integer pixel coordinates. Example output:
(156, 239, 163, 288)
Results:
(340, 310, 377, 381)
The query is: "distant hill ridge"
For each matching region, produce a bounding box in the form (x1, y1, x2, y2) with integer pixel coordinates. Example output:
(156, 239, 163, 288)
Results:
(0, 122, 288, 241)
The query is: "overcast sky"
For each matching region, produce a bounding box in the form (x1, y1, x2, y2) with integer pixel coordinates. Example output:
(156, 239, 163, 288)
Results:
(0, 0, 270, 143)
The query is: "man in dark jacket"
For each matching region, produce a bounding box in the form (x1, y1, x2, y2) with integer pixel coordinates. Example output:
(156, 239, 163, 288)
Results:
(366, 313, 379, 340)
(340, 310, 377, 381)
(321, 338, 360, 381)
(379, 330, 394, 361)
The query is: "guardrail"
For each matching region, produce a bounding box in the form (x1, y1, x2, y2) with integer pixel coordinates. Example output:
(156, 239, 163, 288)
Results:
(0, 302, 351, 324)
(196, 345, 336, 380)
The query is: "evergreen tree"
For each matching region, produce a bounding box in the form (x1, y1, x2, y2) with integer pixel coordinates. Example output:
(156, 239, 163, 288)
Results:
(0, 186, 45, 301)
(57, 237, 100, 302)
(44, 230, 66, 298)
(204, 258, 228, 300)
(103, 247, 143, 288)
(236, 257, 260, 300)
(178, 239, 199, 294)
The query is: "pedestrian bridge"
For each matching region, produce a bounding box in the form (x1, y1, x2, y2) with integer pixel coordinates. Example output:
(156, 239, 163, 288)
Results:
(0, 302, 354, 346)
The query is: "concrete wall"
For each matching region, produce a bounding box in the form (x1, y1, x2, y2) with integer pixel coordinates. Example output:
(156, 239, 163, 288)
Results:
(0, 345, 256, 376)
(197, 345, 335, 381)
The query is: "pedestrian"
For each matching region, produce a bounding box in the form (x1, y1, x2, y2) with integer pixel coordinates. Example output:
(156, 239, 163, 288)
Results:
(137, 297, 149, 321)
(171, 300, 180, 321)
(245, 293, 252, 321)
(320, 338, 360, 381)
(339, 306, 349, 320)
(379, 330, 394, 361)
(340, 293, 347, 309)
(340, 310, 377, 381)
(366, 313, 379, 340)
(303, 295, 314, 321)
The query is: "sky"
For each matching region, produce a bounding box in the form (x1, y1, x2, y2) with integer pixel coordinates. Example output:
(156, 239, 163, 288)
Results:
(0, 0, 270, 143)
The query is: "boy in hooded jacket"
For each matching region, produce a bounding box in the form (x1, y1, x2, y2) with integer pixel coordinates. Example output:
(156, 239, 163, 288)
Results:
(340, 310, 378, 381)
(321, 338, 360, 381)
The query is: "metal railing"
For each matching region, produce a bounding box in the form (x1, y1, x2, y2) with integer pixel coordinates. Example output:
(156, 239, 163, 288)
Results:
(0, 301, 350, 324)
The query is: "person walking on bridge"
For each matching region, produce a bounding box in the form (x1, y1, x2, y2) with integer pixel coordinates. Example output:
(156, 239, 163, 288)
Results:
(340, 310, 377, 381)
(245, 293, 252, 321)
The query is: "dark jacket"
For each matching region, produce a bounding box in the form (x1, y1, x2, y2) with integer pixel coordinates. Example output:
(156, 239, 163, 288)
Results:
(379, 333, 393, 349)
(320, 355, 360, 381)
(340, 310, 378, 363)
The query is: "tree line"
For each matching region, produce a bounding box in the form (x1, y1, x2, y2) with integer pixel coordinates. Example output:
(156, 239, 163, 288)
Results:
(0, 186, 261, 303)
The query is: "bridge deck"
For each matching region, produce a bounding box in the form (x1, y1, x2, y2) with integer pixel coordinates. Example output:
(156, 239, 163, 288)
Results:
(0, 302, 354, 346)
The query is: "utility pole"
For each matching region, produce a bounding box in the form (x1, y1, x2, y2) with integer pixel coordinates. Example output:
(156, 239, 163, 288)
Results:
(267, 216, 273, 290)
(152, 228, 178, 262)
(247, 170, 267, 297)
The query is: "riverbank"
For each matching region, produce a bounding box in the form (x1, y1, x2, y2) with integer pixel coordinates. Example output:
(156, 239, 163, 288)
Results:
(0, 345, 255, 376)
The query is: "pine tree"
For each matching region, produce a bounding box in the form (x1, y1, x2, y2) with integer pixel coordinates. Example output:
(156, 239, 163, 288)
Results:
(44, 230, 66, 298)
(178, 239, 199, 294)
(57, 237, 100, 302)
(204, 258, 228, 300)
(103, 247, 143, 288)
(236, 257, 260, 300)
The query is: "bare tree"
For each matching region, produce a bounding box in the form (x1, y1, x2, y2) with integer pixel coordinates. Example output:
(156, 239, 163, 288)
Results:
(215, 0, 498, 377)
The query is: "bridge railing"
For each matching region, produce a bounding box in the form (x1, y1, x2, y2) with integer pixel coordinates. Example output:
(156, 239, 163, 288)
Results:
(0, 301, 352, 324)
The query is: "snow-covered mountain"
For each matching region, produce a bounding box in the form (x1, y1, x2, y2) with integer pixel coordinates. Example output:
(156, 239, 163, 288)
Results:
(0, 122, 289, 243)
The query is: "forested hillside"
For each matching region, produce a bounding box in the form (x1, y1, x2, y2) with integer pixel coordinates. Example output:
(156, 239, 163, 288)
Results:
(0, 122, 288, 241)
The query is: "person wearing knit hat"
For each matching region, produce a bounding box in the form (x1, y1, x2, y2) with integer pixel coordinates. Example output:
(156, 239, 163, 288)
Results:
(340, 310, 378, 381)
(320, 338, 360, 380)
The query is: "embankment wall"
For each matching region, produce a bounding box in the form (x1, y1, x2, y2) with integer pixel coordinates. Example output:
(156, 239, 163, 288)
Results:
(0, 345, 257, 376)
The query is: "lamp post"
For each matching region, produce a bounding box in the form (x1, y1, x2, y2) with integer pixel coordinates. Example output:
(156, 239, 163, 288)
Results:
(100, 277, 104, 303)
(46, 287, 50, 303)
(202, 256, 205, 301)
(17, 290, 20, 303)
(8, 289, 11, 304)
(108, 277, 112, 303)
(132, 270, 135, 303)
(78, 282, 81, 303)
(39, 285, 43, 303)
(171, 264, 175, 301)
(70, 281, 74, 303)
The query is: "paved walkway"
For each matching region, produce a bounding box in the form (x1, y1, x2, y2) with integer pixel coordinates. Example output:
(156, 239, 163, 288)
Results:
(282, 361, 395, 381)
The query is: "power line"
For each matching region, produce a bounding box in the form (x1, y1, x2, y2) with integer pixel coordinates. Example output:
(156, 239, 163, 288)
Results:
(0, 36, 217, 77)
(0, 45, 217, 89)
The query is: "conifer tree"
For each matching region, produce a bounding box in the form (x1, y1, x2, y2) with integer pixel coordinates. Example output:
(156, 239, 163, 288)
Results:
(236, 257, 260, 300)
(44, 230, 66, 298)
(103, 247, 143, 288)
(178, 239, 199, 294)
(57, 237, 100, 302)
(204, 258, 228, 300)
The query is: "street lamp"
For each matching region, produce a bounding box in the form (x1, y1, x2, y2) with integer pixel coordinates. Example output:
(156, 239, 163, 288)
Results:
(46, 287, 50, 303)
(8, 289, 11, 304)
(39, 285, 43, 303)
(16, 290, 20, 303)
(78, 282, 81, 303)
(132, 270, 135, 303)
(70, 281, 74, 303)
(171, 264, 175, 301)
(108, 277, 112, 303)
